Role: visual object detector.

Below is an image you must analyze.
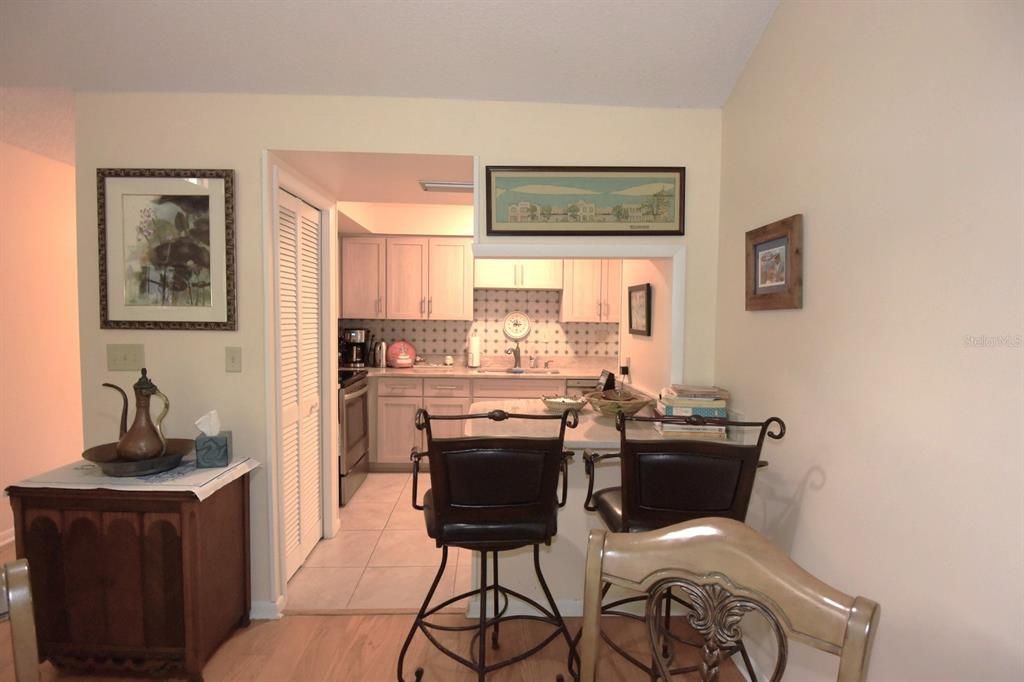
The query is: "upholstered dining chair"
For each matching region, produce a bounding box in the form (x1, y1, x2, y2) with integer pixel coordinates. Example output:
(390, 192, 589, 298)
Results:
(1, 559, 40, 682)
(579, 518, 880, 682)
(397, 408, 579, 682)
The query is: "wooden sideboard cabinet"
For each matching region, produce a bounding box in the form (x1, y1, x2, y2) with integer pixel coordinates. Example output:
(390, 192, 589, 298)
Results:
(7, 471, 252, 681)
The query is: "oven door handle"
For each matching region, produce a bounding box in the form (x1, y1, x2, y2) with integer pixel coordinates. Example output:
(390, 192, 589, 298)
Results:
(343, 385, 369, 402)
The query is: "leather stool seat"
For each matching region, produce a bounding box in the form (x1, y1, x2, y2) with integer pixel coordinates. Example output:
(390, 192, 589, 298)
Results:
(422, 489, 554, 550)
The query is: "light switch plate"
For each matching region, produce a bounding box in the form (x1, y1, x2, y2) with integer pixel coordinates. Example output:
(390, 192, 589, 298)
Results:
(225, 346, 242, 373)
(107, 344, 145, 371)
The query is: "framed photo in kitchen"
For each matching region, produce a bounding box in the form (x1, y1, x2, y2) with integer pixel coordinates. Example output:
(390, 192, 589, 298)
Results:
(486, 166, 684, 236)
(745, 214, 803, 311)
(628, 283, 652, 336)
(98, 168, 237, 330)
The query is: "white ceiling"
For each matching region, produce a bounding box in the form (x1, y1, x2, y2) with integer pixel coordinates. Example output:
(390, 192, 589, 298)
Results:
(277, 151, 474, 205)
(0, 0, 777, 109)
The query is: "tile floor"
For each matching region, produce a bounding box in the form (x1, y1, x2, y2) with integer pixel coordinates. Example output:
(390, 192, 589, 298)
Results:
(285, 473, 475, 614)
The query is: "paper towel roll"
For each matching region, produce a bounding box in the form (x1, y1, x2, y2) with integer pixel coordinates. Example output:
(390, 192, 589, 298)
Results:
(468, 332, 481, 368)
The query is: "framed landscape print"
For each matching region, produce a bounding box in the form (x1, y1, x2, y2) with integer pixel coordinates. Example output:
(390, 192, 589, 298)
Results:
(745, 214, 803, 311)
(486, 166, 685, 236)
(628, 283, 652, 336)
(98, 168, 236, 330)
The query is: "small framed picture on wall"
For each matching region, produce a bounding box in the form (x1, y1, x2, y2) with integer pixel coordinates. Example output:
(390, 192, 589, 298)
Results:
(628, 283, 652, 336)
(745, 214, 803, 311)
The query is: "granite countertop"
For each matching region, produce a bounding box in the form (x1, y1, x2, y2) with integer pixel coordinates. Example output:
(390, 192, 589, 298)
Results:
(364, 366, 603, 380)
(464, 398, 663, 450)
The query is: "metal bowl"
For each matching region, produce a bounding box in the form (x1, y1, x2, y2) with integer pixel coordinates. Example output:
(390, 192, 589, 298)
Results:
(584, 390, 652, 417)
(82, 438, 194, 477)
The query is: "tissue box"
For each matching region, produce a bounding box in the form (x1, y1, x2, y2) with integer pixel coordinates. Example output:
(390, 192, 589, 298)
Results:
(195, 431, 232, 468)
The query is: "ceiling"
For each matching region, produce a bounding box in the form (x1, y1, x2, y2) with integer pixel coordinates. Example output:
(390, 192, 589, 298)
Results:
(276, 151, 474, 205)
(0, 0, 777, 109)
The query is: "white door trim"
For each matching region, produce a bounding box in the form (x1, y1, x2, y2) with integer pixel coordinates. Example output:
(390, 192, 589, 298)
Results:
(262, 151, 339, 614)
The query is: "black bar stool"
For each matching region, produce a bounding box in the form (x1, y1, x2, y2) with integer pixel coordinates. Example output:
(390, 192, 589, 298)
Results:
(397, 408, 580, 682)
(580, 413, 786, 679)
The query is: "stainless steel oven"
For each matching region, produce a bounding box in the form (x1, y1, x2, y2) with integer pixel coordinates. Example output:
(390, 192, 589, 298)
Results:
(339, 371, 369, 505)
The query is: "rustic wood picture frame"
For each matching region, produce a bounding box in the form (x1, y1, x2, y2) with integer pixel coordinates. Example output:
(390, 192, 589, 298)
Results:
(745, 214, 803, 311)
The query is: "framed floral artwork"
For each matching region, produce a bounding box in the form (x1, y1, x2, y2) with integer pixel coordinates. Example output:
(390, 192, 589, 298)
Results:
(98, 168, 236, 329)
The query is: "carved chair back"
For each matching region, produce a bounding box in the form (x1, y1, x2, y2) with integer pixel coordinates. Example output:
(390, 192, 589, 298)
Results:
(1, 560, 40, 682)
(579, 518, 880, 682)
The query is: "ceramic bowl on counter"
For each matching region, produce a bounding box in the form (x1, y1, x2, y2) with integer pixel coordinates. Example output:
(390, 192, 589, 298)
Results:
(584, 389, 652, 417)
(541, 394, 588, 412)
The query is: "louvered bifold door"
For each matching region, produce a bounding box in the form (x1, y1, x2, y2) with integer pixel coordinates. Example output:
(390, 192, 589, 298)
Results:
(277, 188, 323, 579)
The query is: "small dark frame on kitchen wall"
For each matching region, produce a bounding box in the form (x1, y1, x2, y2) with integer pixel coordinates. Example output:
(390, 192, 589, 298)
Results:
(628, 283, 652, 336)
(98, 168, 237, 330)
(745, 214, 803, 311)
(486, 166, 684, 236)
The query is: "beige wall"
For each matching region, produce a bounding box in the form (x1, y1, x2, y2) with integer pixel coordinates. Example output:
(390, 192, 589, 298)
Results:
(74, 94, 721, 606)
(716, 1, 1023, 679)
(0, 141, 83, 541)
(337, 201, 473, 235)
(619, 258, 675, 395)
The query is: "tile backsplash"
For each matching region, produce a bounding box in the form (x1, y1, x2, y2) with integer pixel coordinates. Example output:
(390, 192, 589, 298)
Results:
(343, 289, 619, 359)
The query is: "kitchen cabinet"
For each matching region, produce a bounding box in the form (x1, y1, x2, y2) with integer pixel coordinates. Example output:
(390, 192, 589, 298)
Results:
(343, 237, 472, 321)
(376, 396, 423, 464)
(427, 238, 474, 320)
(385, 237, 429, 320)
(560, 259, 621, 323)
(473, 258, 564, 289)
(422, 397, 474, 439)
(474, 259, 563, 289)
(341, 237, 386, 319)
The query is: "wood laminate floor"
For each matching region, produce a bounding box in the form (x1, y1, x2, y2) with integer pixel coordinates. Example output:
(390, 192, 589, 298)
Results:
(0, 610, 743, 681)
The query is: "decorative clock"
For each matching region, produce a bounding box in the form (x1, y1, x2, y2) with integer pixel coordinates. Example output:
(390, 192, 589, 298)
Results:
(502, 311, 532, 340)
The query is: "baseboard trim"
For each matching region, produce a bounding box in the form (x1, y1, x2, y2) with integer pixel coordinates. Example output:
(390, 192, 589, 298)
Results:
(250, 596, 285, 621)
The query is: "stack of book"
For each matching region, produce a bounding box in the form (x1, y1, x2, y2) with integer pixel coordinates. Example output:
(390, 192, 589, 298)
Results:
(655, 385, 731, 440)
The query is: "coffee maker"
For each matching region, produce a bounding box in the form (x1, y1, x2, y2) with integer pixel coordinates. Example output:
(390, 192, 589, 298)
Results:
(340, 327, 372, 368)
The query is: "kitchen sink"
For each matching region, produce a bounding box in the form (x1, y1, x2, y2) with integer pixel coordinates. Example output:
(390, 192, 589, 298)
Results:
(476, 369, 561, 375)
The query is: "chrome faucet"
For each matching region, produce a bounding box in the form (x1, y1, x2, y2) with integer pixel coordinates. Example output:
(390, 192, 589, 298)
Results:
(505, 342, 522, 369)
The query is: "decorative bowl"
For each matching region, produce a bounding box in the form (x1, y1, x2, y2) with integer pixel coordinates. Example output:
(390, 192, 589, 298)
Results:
(541, 394, 588, 412)
(82, 438, 194, 477)
(584, 390, 652, 417)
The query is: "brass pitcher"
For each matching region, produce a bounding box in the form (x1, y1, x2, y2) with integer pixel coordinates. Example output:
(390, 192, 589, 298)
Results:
(103, 368, 170, 460)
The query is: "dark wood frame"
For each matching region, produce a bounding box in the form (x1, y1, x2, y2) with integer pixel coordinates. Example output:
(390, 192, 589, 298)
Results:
(745, 214, 803, 311)
(628, 283, 652, 336)
(485, 165, 685, 237)
(98, 168, 237, 330)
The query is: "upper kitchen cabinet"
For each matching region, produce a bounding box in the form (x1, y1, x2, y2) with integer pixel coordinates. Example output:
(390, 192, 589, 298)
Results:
(342, 236, 473, 320)
(561, 259, 622, 323)
(427, 238, 474, 320)
(386, 237, 430, 319)
(341, 237, 386, 319)
(474, 259, 563, 290)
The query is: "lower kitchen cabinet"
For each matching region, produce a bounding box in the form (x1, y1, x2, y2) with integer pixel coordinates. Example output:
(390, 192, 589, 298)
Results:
(376, 396, 423, 464)
(422, 397, 474, 439)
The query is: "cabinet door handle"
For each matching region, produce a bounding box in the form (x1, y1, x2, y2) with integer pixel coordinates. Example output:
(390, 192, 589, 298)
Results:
(420, 298, 425, 314)
(433, 385, 459, 390)
(597, 301, 602, 319)
(428, 298, 432, 315)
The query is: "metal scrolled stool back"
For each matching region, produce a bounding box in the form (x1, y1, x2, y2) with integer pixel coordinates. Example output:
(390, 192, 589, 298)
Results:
(1, 559, 40, 682)
(579, 414, 786, 679)
(397, 407, 581, 682)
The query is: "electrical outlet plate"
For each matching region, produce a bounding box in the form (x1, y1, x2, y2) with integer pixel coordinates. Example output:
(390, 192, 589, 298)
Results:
(107, 344, 145, 371)
(225, 346, 242, 373)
